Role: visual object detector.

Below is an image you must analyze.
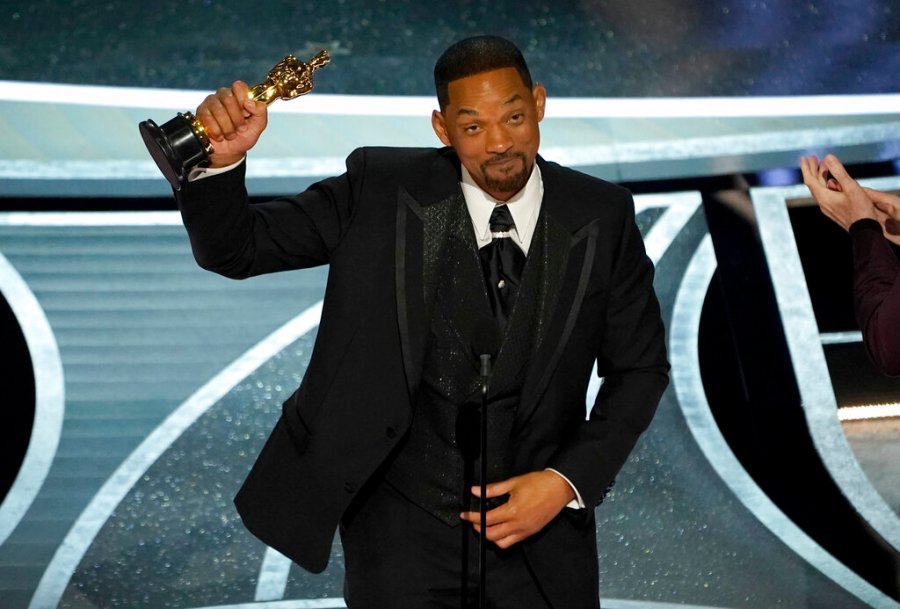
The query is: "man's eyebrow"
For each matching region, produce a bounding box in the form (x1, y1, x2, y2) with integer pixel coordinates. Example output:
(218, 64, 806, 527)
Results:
(454, 93, 525, 118)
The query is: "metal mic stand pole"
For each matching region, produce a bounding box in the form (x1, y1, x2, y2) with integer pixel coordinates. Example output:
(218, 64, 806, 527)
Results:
(478, 354, 490, 609)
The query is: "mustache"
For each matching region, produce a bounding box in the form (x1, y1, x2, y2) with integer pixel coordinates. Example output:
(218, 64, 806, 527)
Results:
(483, 152, 524, 166)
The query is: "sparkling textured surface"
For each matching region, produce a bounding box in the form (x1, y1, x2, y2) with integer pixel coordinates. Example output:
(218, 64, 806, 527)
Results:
(1, 1, 899, 96)
(62, 334, 351, 605)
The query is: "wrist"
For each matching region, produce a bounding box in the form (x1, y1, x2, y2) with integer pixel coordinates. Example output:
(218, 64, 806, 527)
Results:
(849, 217, 881, 234)
(208, 153, 246, 168)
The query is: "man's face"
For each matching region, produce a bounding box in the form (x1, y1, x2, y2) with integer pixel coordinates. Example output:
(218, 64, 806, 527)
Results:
(432, 67, 546, 202)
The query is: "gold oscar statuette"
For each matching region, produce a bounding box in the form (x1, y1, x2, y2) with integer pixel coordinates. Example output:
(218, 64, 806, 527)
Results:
(139, 50, 330, 191)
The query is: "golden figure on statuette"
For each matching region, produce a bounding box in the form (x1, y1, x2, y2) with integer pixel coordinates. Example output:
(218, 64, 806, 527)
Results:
(139, 49, 331, 191)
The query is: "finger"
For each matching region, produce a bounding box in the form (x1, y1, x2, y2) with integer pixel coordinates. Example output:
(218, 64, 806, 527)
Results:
(871, 196, 900, 224)
(194, 104, 224, 142)
(492, 529, 525, 549)
(822, 155, 858, 190)
(484, 522, 528, 548)
(482, 521, 517, 542)
(460, 503, 511, 527)
(244, 96, 267, 120)
(201, 87, 241, 141)
(494, 535, 520, 549)
(482, 503, 513, 527)
(801, 156, 833, 196)
(799, 155, 819, 184)
(229, 81, 259, 123)
(219, 82, 253, 135)
(235, 80, 265, 116)
(866, 188, 900, 207)
(460, 509, 498, 524)
(472, 478, 514, 499)
(802, 171, 831, 200)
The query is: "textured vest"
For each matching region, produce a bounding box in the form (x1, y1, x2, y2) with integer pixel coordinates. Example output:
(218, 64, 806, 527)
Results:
(386, 198, 552, 526)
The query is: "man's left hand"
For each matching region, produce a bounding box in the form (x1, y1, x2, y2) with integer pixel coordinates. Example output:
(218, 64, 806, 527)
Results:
(459, 470, 575, 549)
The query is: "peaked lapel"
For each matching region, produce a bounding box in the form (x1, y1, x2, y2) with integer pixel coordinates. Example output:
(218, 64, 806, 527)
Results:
(513, 158, 603, 432)
(395, 149, 465, 400)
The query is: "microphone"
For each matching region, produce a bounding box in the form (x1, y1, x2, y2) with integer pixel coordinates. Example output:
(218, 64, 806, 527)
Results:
(471, 318, 500, 609)
(472, 318, 501, 388)
(458, 321, 500, 465)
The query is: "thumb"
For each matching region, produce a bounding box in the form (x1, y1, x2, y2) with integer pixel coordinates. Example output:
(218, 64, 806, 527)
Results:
(244, 96, 268, 118)
(230, 80, 266, 119)
(474, 477, 515, 498)
(867, 187, 897, 206)
(870, 191, 900, 221)
(871, 195, 892, 212)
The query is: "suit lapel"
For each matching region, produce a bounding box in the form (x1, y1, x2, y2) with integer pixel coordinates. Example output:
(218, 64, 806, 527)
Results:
(395, 150, 465, 399)
(513, 159, 602, 430)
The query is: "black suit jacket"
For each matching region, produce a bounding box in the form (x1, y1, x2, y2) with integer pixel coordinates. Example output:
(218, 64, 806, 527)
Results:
(176, 146, 670, 608)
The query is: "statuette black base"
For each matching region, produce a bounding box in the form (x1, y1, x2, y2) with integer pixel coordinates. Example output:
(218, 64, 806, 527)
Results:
(139, 113, 209, 191)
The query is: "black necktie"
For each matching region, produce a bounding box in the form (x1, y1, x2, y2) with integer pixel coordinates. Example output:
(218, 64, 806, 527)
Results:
(479, 205, 526, 331)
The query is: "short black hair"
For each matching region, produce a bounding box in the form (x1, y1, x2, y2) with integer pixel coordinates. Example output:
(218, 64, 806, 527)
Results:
(434, 35, 533, 110)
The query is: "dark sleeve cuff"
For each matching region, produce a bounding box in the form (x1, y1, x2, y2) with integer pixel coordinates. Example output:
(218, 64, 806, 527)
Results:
(849, 218, 882, 236)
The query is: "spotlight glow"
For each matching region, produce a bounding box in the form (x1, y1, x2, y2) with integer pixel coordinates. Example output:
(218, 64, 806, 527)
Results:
(838, 403, 900, 421)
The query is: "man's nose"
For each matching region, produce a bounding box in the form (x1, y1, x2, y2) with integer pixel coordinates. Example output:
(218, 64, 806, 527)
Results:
(485, 125, 512, 153)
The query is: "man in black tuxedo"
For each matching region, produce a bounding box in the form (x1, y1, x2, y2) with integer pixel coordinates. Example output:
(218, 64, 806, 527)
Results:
(175, 36, 669, 609)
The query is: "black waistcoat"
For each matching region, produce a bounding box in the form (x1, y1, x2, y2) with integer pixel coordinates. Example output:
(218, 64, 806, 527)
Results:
(385, 198, 552, 526)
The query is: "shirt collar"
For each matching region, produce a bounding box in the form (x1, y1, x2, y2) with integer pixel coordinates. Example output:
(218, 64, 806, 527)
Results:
(460, 162, 543, 253)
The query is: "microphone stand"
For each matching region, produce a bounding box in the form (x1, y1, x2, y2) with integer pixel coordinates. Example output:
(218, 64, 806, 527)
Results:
(478, 353, 491, 609)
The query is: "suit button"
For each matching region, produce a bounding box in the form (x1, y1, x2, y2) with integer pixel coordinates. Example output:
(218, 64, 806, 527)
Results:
(385, 426, 397, 439)
(344, 482, 356, 494)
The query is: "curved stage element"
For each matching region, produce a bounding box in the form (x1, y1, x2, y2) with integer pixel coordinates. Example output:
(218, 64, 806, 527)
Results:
(671, 237, 897, 609)
(751, 179, 900, 556)
(0, 253, 65, 546)
(29, 303, 323, 609)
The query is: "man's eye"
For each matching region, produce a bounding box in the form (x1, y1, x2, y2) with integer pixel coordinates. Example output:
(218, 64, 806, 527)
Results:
(509, 113, 524, 123)
(464, 125, 480, 133)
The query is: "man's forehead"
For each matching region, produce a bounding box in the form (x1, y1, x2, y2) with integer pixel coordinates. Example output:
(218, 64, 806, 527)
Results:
(445, 68, 530, 109)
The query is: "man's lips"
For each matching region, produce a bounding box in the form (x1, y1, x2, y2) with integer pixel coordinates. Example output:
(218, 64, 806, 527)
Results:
(485, 154, 521, 169)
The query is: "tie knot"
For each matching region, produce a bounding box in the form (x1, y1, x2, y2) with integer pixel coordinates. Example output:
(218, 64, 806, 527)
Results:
(489, 205, 515, 234)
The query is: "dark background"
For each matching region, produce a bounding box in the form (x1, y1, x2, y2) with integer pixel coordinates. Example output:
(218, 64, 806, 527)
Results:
(2, 0, 899, 97)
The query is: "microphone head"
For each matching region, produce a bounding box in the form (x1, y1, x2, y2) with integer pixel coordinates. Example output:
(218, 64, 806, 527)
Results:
(472, 318, 501, 358)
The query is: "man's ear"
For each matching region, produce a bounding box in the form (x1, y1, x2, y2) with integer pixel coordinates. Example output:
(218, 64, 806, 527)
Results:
(533, 83, 547, 122)
(432, 110, 452, 147)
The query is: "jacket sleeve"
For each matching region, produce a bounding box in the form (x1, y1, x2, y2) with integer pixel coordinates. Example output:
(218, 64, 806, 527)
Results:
(174, 149, 368, 279)
(850, 218, 900, 376)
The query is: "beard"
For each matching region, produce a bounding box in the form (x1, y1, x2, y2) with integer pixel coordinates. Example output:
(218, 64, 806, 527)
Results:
(480, 152, 530, 196)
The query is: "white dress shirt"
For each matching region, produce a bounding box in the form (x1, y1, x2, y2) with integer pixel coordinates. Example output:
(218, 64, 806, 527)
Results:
(460, 163, 542, 255)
